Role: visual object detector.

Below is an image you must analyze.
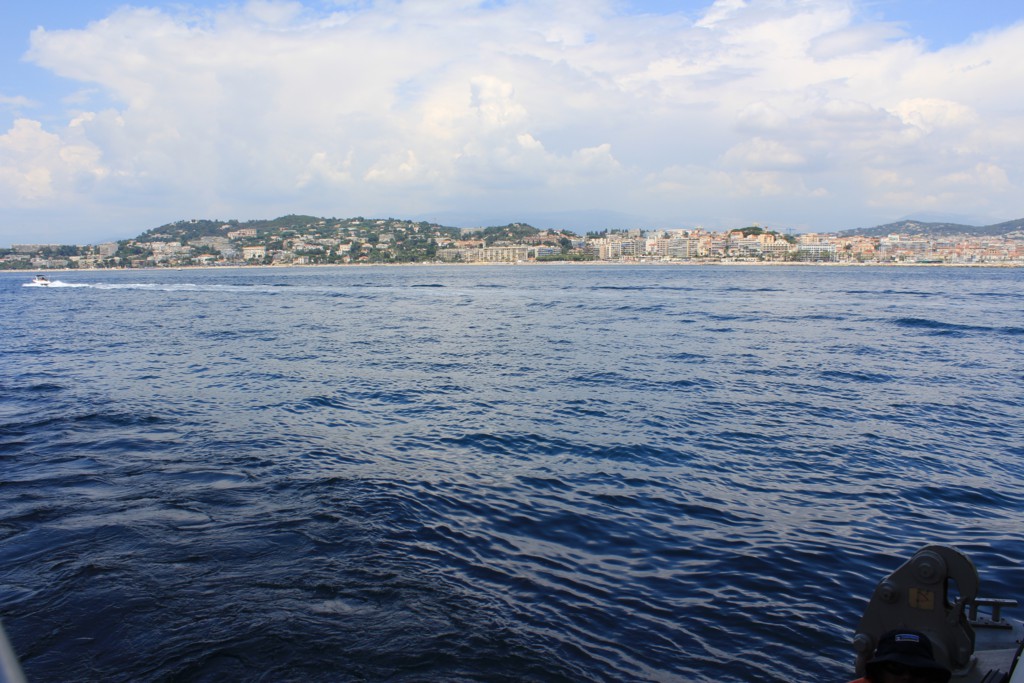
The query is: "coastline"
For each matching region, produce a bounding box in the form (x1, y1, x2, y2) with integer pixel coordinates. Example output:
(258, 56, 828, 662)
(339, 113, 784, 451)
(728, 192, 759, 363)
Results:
(4, 259, 1022, 274)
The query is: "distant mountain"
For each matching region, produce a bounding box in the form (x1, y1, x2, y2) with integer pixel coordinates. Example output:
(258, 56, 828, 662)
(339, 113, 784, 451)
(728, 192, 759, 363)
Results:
(837, 218, 1024, 239)
(414, 209, 652, 232)
(985, 218, 1024, 236)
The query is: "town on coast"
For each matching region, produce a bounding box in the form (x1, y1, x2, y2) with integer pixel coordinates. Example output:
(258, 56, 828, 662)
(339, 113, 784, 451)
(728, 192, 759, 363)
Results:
(4, 215, 1023, 270)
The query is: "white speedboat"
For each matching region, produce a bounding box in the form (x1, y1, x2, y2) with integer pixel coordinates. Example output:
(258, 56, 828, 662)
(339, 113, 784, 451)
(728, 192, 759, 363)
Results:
(31, 275, 50, 286)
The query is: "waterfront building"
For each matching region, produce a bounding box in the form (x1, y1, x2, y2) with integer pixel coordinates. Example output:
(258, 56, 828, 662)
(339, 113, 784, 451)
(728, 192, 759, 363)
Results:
(242, 245, 267, 261)
(797, 243, 837, 261)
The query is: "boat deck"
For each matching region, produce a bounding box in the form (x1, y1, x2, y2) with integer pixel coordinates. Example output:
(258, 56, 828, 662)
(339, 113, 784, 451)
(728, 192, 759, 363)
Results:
(956, 612, 1023, 682)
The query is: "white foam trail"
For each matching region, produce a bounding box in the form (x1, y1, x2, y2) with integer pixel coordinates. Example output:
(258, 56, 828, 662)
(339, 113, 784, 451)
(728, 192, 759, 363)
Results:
(22, 280, 88, 288)
(22, 280, 290, 293)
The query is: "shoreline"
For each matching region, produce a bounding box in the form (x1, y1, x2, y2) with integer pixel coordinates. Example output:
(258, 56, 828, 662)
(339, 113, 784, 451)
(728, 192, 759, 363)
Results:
(3, 259, 1022, 274)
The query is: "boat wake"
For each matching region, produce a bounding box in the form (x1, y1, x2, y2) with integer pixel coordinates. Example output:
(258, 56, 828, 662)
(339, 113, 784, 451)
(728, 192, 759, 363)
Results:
(22, 281, 291, 293)
(22, 280, 84, 288)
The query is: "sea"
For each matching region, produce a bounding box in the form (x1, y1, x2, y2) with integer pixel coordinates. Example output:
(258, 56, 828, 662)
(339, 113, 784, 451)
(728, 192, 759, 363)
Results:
(1, 264, 1022, 683)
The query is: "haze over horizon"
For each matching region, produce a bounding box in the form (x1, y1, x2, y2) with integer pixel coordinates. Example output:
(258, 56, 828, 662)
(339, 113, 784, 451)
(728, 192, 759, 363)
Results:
(2, 0, 1023, 247)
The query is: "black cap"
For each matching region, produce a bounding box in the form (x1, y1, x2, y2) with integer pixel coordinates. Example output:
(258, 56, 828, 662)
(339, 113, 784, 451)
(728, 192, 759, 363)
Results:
(866, 630, 951, 682)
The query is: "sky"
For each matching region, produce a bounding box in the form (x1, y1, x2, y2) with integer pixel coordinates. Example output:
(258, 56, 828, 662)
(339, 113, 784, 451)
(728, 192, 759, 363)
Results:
(2, 0, 1024, 246)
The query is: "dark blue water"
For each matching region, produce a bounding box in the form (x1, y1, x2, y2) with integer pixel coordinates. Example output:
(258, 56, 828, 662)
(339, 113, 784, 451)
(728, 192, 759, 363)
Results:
(2, 265, 1022, 682)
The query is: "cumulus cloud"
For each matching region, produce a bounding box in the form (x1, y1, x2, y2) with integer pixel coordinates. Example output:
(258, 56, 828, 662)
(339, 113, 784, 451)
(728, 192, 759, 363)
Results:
(892, 98, 978, 132)
(3, 0, 1024, 243)
(0, 118, 106, 203)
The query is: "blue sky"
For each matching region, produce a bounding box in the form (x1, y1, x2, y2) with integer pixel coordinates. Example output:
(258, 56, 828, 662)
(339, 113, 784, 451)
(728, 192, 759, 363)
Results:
(2, 0, 1023, 246)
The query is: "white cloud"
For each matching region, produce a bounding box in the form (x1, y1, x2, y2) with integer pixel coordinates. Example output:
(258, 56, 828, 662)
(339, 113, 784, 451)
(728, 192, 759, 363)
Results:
(809, 22, 908, 60)
(469, 76, 527, 129)
(3, 0, 1024, 244)
(735, 101, 790, 132)
(695, 0, 749, 30)
(0, 94, 37, 110)
(724, 137, 807, 170)
(891, 98, 978, 132)
(297, 150, 353, 187)
(0, 118, 105, 202)
(938, 162, 1010, 191)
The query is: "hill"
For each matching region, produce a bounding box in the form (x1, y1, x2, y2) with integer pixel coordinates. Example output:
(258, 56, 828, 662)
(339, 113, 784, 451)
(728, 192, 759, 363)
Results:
(138, 215, 345, 242)
(838, 218, 1024, 239)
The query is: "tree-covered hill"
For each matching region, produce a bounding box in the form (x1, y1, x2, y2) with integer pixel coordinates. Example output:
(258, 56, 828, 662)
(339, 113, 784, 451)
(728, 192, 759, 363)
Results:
(473, 223, 541, 245)
(837, 218, 1024, 239)
(138, 215, 339, 242)
(138, 219, 237, 242)
(87, 213, 1024, 246)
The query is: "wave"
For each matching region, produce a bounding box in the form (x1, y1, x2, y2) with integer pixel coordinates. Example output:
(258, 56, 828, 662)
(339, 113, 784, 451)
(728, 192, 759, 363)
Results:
(892, 316, 990, 334)
(891, 316, 1024, 338)
(823, 370, 891, 383)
